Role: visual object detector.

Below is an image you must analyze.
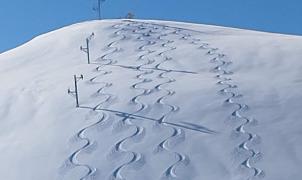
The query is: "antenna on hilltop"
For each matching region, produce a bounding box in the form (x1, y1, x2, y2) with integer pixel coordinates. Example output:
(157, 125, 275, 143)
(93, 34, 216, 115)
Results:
(93, 0, 106, 20)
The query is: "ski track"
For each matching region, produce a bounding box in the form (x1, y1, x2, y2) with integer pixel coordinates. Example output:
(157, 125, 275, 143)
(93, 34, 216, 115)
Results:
(129, 20, 265, 179)
(108, 22, 190, 180)
(62, 74, 112, 180)
(208, 50, 265, 179)
(63, 20, 264, 180)
(196, 39, 265, 179)
(94, 23, 127, 67)
(88, 71, 114, 110)
(108, 23, 159, 180)
(155, 38, 190, 180)
(131, 23, 192, 180)
(61, 23, 129, 180)
(63, 112, 110, 180)
(109, 22, 192, 180)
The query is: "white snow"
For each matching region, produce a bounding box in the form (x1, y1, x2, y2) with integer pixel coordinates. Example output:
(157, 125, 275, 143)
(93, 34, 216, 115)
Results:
(0, 19, 302, 180)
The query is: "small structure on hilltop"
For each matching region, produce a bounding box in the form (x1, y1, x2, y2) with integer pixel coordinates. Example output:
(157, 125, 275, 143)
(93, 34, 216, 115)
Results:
(126, 12, 135, 19)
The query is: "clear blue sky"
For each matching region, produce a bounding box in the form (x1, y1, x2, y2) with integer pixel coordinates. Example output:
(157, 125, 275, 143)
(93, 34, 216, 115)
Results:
(1, 0, 301, 53)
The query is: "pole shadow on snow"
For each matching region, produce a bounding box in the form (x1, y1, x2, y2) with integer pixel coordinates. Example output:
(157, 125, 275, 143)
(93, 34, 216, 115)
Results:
(89, 62, 199, 75)
(79, 106, 217, 135)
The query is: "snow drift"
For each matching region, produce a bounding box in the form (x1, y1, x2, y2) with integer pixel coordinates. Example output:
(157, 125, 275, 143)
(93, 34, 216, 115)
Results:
(0, 19, 302, 180)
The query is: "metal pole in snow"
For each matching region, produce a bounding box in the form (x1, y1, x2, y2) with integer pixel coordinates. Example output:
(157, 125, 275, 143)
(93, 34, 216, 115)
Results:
(80, 33, 94, 64)
(74, 75, 79, 107)
(86, 38, 90, 64)
(68, 75, 83, 108)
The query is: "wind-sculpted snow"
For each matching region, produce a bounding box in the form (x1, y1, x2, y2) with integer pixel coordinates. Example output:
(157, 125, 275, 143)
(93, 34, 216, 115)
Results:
(1, 19, 302, 180)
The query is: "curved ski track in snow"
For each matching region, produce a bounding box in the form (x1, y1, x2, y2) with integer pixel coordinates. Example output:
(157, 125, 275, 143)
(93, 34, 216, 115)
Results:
(62, 23, 131, 180)
(89, 71, 115, 110)
(108, 23, 162, 180)
(94, 23, 130, 67)
(131, 20, 264, 179)
(133, 23, 192, 180)
(63, 110, 110, 179)
(109, 22, 193, 180)
(155, 39, 190, 180)
(63, 20, 264, 180)
(203, 45, 265, 179)
(146, 22, 265, 179)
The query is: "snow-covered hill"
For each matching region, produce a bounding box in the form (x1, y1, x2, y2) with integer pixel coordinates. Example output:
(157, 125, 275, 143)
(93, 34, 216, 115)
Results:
(0, 19, 302, 180)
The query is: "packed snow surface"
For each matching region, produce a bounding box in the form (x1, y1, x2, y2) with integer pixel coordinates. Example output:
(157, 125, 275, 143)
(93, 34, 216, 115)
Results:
(0, 19, 302, 180)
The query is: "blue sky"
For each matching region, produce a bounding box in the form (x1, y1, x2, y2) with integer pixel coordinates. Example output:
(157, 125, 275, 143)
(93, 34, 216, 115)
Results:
(0, 0, 301, 53)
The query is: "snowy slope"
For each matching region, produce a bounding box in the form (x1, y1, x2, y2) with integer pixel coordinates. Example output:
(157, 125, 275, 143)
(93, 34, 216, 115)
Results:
(0, 19, 302, 180)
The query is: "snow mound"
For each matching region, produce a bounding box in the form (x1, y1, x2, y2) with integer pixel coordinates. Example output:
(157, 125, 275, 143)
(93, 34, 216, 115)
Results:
(0, 19, 302, 180)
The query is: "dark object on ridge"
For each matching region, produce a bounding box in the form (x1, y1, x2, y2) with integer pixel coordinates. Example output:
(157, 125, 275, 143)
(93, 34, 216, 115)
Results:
(126, 12, 135, 19)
